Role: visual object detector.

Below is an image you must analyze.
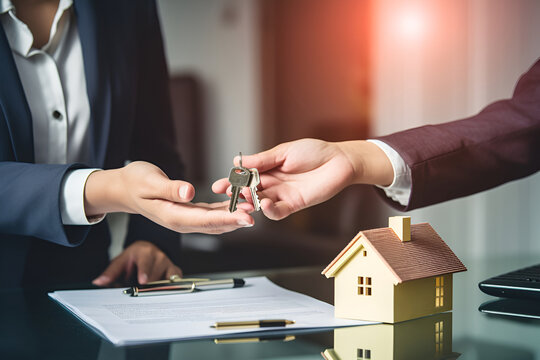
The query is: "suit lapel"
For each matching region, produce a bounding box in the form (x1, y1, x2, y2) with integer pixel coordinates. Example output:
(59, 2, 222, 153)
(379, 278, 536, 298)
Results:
(73, 0, 111, 168)
(0, 24, 34, 162)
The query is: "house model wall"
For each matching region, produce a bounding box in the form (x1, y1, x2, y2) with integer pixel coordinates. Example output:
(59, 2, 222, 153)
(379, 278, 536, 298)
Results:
(322, 216, 466, 323)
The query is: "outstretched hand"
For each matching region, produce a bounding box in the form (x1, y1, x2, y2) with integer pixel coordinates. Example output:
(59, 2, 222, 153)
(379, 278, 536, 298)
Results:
(85, 161, 254, 234)
(212, 139, 394, 220)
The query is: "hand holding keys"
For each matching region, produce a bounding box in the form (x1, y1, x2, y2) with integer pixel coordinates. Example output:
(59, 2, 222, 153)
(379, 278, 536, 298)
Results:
(228, 153, 261, 213)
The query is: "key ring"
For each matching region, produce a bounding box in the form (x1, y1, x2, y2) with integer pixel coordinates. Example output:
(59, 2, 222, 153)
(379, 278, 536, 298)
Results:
(235, 152, 248, 175)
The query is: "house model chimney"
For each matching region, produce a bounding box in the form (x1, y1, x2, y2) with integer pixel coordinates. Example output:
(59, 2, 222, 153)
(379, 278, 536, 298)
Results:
(389, 216, 411, 242)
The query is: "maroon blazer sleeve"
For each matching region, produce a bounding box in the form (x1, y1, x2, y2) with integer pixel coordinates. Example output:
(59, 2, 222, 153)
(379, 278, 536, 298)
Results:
(375, 58, 540, 211)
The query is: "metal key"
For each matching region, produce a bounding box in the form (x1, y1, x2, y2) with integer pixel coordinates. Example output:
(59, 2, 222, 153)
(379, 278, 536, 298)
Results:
(228, 165, 251, 213)
(248, 168, 261, 211)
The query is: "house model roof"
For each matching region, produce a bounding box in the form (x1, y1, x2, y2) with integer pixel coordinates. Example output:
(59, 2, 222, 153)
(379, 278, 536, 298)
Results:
(322, 222, 467, 284)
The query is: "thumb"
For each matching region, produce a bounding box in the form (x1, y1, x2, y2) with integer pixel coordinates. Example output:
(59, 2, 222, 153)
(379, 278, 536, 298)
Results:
(153, 178, 195, 203)
(236, 144, 287, 172)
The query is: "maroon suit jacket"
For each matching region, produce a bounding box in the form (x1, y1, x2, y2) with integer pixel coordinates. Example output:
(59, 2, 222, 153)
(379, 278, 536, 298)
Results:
(376, 58, 540, 211)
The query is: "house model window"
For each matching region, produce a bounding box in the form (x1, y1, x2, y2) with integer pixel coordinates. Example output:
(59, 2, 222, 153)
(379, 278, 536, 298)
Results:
(435, 320, 444, 355)
(358, 276, 372, 296)
(357, 348, 371, 359)
(435, 276, 444, 307)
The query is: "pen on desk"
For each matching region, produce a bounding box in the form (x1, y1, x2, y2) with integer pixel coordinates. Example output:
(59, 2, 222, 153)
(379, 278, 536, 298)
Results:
(212, 319, 295, 329)
(213, 335, 296, 344)
(123, 278, 246, 297)
(123, 278, 207, 293)
(123, 283, 193, 296)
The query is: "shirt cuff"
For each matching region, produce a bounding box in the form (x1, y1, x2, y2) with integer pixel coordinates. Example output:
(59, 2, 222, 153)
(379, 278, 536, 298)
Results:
(60, 168, 106, 225)
(367, 139, 412, 207)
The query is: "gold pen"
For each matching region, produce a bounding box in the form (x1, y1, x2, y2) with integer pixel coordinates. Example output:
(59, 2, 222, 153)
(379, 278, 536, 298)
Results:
(213, 335, 295, 344)
(212, 319, 295, 329)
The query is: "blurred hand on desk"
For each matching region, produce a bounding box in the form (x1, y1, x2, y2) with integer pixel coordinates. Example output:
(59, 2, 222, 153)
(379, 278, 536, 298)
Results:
(92, 240, 182, 287)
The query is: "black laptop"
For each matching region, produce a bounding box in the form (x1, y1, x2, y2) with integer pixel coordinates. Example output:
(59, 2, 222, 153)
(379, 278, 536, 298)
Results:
(478, 263, 540, 300)
(478, 263, 540, 319)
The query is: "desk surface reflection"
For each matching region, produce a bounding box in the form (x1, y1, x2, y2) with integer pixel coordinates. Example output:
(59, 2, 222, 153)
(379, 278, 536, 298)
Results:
(1, 256, 540, 360)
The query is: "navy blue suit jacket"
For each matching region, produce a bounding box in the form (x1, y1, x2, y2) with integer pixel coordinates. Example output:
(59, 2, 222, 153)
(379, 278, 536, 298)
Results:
(0, 0, 184, 288)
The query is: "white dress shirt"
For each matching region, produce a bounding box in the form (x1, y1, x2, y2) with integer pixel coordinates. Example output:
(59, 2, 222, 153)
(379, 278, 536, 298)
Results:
(0, 0, 102, 225)
(368, 140, 412, 206)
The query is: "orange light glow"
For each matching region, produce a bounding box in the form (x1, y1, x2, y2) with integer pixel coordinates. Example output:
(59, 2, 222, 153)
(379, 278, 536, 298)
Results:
(397, 8, 426, 39)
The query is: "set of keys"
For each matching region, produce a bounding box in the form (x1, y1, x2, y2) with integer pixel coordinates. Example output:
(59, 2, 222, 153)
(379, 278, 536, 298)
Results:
(228, 153, 261, 213)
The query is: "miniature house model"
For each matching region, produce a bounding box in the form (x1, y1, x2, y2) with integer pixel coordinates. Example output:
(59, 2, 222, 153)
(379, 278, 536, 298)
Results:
(322, 216, 466, 323)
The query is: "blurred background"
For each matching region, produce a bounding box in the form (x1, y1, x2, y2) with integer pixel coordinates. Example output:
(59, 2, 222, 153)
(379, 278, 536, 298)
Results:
(111, 0, 540, 274)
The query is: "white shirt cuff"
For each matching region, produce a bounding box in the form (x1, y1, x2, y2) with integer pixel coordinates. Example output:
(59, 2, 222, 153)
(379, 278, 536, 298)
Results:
(60, 168, 106, 225)
(367, 139, 412, 207)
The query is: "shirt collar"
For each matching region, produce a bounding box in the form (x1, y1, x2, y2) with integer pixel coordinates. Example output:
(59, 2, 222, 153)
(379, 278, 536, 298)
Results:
(0, 0, 73, 57)
(0, 0, 14, 14)
(0, 0, 73, 13)
(43, 0, 73, 52)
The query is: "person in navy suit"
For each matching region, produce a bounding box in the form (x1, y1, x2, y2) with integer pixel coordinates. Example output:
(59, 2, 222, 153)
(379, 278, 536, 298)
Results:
(213, 59, 540, 217)
(0, 0, 253, 288)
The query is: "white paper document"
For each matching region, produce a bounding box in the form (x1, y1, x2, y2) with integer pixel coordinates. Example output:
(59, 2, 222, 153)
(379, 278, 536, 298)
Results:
(49, 277, 374, 345)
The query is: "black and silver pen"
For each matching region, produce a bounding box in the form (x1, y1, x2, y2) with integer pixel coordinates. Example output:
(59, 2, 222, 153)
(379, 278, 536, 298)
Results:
(123, 278, 246, 297)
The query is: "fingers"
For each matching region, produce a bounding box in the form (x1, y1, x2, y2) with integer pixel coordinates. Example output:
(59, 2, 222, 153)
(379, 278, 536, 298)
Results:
(134, 251, 156, 284)
(235, 144, 287, 172)
(211, 178, 230, 194)
(134, 252, 152, 284)
(135, 254, 181, 284)
(156, 179, 195, 203)
(123, 162, 195, 203)
(260, 198, 295, 221)
(93, 240, 185, 287)
(193, 200, 255, 213)
(192, 200, 230, 209)
(165, 265, 183, 280)
(140, 166, 195, 203)
(93, 253, 130, 287)
(142, 200, 255, 234)
(239, 187, 256, 208)
(236, 202, 255, 212)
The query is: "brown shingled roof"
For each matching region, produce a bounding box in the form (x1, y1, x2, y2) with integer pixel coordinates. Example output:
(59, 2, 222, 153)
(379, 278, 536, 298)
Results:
(323, 223, 466, 283)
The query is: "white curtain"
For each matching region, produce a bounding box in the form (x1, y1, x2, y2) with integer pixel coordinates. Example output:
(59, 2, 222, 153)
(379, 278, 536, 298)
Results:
(372, 0, 540, 259)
